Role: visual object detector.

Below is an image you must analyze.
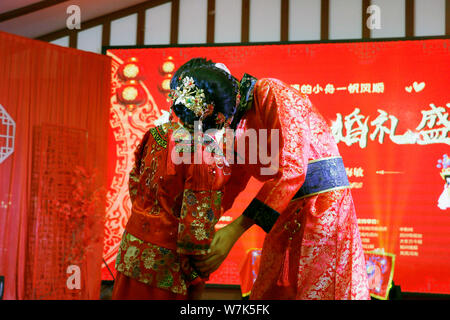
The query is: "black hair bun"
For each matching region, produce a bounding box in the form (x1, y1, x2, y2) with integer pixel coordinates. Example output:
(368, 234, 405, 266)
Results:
(170, 58, 239, 131)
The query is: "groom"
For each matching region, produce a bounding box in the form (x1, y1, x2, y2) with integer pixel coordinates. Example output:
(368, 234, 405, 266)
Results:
(175, 58, 370, 300)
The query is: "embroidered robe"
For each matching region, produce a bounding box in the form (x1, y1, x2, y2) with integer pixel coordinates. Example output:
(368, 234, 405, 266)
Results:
(114, 122, 228, 297)
(224, 77, 370, 300)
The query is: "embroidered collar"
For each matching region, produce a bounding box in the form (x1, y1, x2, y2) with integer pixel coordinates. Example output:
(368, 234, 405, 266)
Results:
(230, 73, 258, 129)
(149, 125, 168, 148)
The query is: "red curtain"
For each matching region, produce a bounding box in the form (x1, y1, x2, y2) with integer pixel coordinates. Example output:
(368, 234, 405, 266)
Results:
(0, 31, 111, 299)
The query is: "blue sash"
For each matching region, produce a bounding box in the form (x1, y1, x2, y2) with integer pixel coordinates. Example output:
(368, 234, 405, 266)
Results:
(294, 156, 350, 199)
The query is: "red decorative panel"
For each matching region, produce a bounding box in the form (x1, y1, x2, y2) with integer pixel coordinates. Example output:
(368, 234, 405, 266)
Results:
(25, 125, 105, 299)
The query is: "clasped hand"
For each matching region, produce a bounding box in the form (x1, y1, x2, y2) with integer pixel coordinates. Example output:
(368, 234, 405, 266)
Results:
(191, 223, 240, 277)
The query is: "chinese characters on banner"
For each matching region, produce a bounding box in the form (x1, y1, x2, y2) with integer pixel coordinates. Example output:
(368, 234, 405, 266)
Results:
(292, 82, 449, 149)
(292, 82, 385, 95)
(329, 103, 449, 148)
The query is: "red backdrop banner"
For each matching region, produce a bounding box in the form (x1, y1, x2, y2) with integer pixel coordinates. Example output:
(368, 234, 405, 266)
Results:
(0, 31, 111, 299)
(105, 38, 449, 294)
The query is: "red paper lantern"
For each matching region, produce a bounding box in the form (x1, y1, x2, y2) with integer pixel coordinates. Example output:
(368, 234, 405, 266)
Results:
(159, 56, 175, 74)
(116, 80, 147, 113)
(160, 78, 171, 92)
(158, 56, 176, 94)
(117, 57, 144, 81)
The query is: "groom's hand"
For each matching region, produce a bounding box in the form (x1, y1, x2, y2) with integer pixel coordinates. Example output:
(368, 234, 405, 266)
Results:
(192, 224, 239, 275)
(193, 214, 255, 276)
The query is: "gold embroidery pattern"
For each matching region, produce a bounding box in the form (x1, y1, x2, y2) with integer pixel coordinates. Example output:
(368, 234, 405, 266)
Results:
(142, 158, 161, 215)
(149, 125, 168, 148)
(115, 232, 190, 295)
(177, 190, 222, 254)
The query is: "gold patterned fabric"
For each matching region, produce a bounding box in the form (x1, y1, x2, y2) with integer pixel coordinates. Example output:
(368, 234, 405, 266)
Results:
(115, 232, 195, 295)
(115, 122, 230, 296)
(177, 190, 223, 255)
(223, 78, 370, 299)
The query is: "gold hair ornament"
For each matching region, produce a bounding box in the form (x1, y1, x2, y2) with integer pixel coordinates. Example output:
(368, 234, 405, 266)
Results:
(169, 76, 214, 120)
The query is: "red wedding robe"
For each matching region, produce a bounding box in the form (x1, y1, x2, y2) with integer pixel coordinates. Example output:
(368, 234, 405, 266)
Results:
(112, 122, 229, 299)
(224, 78, 370, 300)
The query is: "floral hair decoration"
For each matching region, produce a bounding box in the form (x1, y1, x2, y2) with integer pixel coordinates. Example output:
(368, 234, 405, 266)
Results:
(169, 76, 215, 120)
(169, 75, 238, 129)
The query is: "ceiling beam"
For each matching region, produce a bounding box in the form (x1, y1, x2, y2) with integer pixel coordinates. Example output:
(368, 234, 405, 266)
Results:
(0, 0, 70, 23)
(206, 0, 215, 44)
(446, 0, 449, 36)
(362, 0, 371, 39)
(321, 0, 329, 40)
(241, 0, 250, 42)
(37, 0, 171, 42)
(170, 0, 179, 44)
(405, 0, 415, 37)
(280, 0, 289, 41)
